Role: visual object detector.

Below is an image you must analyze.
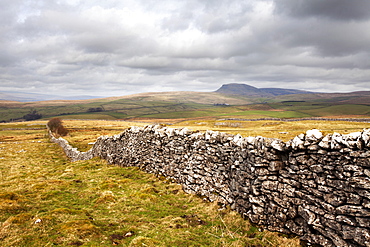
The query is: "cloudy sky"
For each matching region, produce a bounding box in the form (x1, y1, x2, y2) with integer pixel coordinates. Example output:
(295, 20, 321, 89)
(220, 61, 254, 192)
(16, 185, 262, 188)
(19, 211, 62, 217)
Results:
(1, 0, 370, 97)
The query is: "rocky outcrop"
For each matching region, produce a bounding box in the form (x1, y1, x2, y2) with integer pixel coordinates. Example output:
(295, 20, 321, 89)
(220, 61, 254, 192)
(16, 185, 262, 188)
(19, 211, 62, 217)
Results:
(49, 125, 370, 247)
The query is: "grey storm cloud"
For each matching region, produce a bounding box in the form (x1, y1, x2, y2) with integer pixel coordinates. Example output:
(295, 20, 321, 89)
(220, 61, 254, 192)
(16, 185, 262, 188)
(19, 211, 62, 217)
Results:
(0, 0, 370, 97)
(274, 0, 370, 21)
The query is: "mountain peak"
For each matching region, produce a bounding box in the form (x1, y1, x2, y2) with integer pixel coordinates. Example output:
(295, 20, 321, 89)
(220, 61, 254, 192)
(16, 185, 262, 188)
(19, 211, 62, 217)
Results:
(216, 83, 264, 96)
(215, 83, 312, 97)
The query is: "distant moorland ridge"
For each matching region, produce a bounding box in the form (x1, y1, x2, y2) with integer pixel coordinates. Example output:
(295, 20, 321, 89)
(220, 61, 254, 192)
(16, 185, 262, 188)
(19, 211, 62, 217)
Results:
(1, 83, 370, 122)
(0, 83, 366, 102)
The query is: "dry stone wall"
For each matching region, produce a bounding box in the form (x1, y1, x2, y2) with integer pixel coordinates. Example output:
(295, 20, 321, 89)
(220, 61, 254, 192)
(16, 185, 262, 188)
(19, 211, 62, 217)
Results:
(49, 125, 370, 247)
(48, 129, 94, 161)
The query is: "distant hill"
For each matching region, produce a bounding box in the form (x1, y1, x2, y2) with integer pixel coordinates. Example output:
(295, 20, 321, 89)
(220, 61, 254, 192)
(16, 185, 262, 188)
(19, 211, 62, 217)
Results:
(215, 83, 313, 97)
(0, 91, 99, 102)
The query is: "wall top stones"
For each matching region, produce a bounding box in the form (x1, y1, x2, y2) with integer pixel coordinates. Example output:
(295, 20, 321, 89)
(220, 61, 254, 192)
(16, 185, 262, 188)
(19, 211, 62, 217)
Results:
(123, 125, 370, 151)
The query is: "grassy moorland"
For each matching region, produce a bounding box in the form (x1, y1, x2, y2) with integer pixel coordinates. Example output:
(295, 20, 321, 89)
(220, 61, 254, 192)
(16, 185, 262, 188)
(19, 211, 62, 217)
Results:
(0, 120, 302, 247)
(62, 119, 370, 149)
(1, 90, 370, 122)
(1, 119, 369, 246)
(0, 92, 252, 122)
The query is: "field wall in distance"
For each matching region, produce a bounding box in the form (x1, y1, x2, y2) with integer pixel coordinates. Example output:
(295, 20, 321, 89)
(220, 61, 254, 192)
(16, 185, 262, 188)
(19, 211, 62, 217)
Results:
(49, 125, 370, 247)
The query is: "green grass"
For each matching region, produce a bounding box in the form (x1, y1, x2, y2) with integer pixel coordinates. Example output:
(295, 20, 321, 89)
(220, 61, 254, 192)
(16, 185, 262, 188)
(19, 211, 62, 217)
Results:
(0, 122, 300, 246)
(140, 109, 221, 119)
(139, 106, 309, 119)
(0, 108, 31, 121)
(52, 113, 119, 120)
(0, 123, 45, 131)
(104, 112, 128, 119)
(268, 102, 370, 117)
(218, 110, 311, 119)
(300, 104, 370, 117)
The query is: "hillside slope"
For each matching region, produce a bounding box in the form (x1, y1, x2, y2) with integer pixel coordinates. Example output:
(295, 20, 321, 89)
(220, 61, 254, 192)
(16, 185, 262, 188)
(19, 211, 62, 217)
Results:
(1, 86, 370, 122)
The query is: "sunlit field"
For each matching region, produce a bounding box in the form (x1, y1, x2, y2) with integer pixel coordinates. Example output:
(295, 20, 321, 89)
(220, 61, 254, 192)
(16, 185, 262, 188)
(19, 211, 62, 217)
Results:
(1, 119, 368, 246)
(61, 119, 370, 150)
(172, 119, 370, 141)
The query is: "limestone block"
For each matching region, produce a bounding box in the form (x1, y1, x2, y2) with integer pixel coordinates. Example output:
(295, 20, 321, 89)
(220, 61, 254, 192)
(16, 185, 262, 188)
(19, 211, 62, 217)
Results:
(270, 139, 286, 151)
(268, 160, 284, 171)
(361, 129, 370, 147)
(348, 177, 370, 189)
(305, 129, 323, 143)
(356, 217, 370, 228)
(336, 215, 357, 226)
(336, 205, 370, 217)
(319, 135, 331, 149)
(286, 220, 304, 236)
